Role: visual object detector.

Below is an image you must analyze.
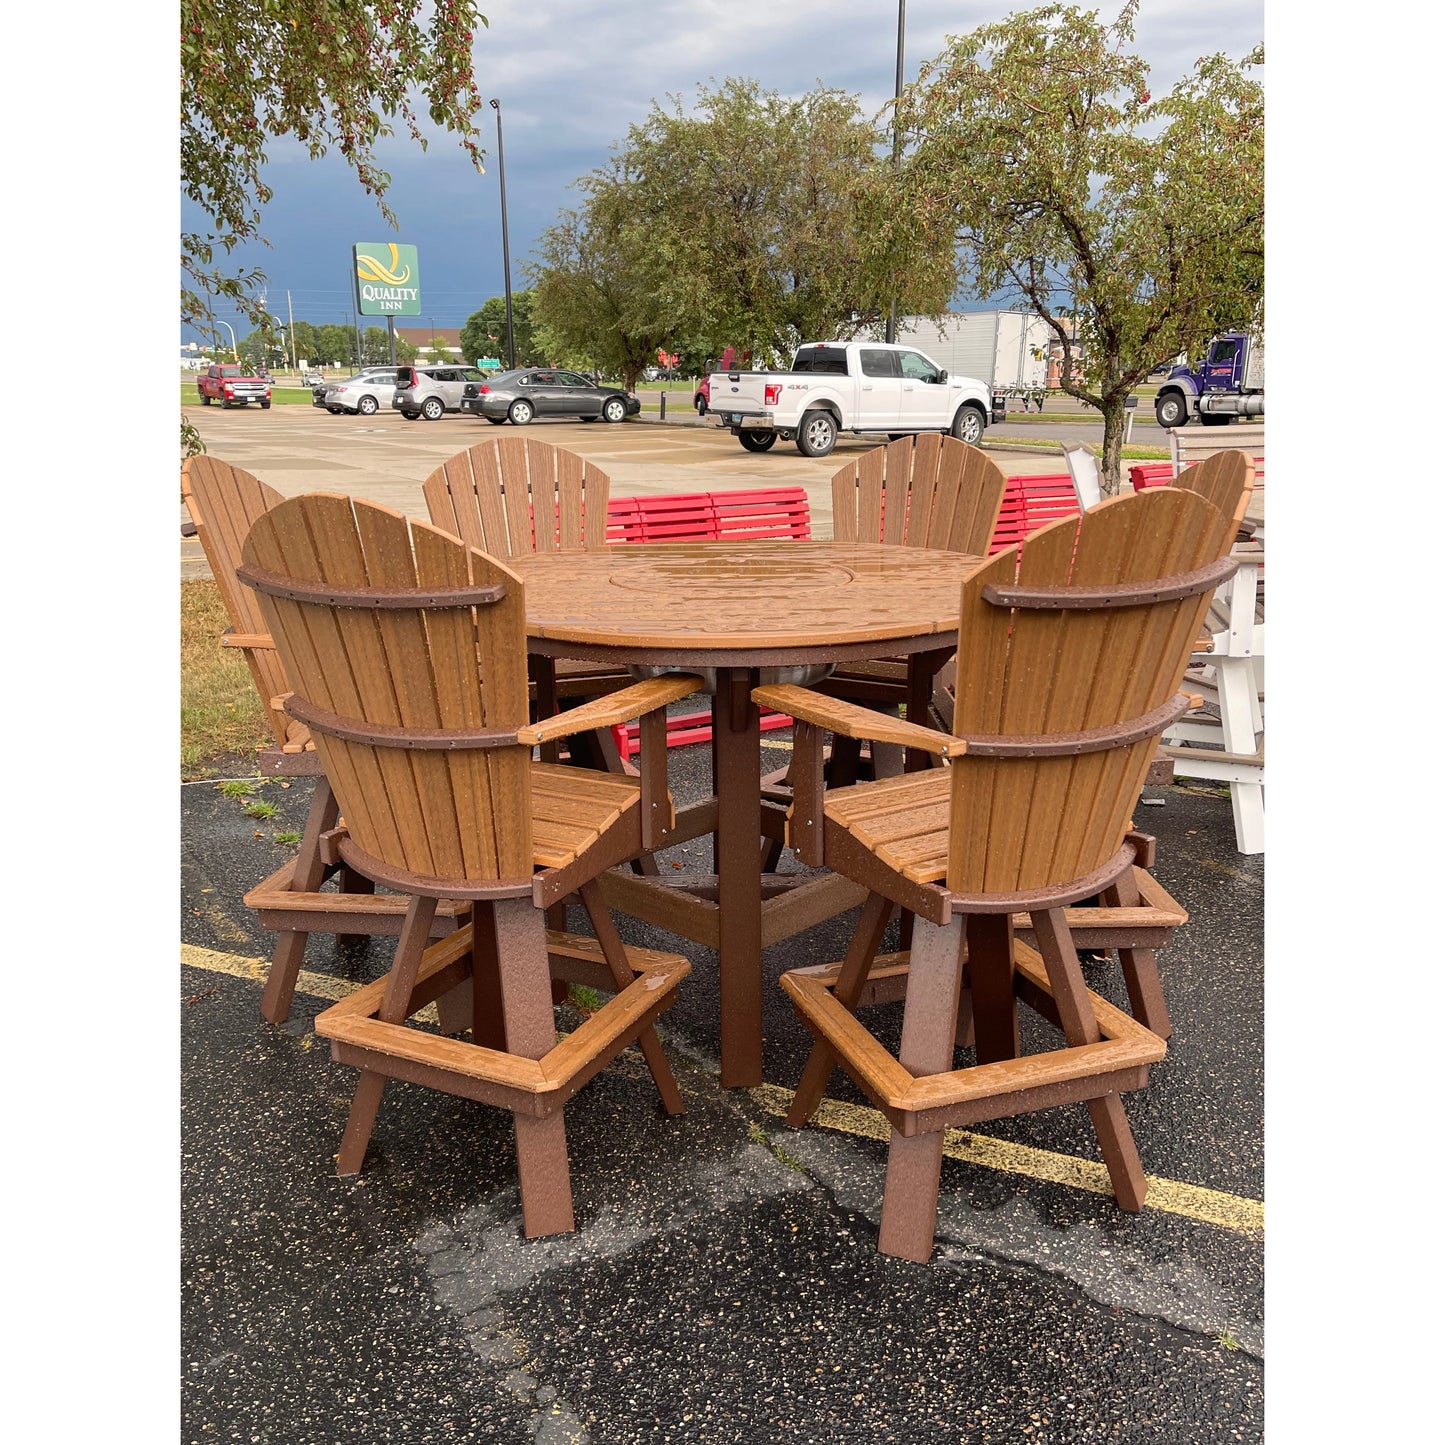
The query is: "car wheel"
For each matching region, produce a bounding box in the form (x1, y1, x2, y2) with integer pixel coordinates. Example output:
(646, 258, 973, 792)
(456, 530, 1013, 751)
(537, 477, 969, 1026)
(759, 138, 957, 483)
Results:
(357, 395, 379, 416)
(327, 406, 344, 415)
(794, 410, 838, 458)
(509, 400, 534, 425)
(486, 416, 507, 425)
(949, 406, 985, 446)
(200, 393, 211, 406)
(421, 397, 445, 421)
(602, 397, 628, 423)
(1154, 392, 1189, 428)
(261, 401, 271, 410)
(695, 396, 707, 415)
(401, 410, 421, 420)
(738, 429, 777, 453)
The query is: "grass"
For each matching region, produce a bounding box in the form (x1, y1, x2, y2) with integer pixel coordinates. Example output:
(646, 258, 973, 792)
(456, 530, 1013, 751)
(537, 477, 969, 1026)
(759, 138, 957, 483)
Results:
(181, 578, 269, 777)
(182, 382, 313, 407)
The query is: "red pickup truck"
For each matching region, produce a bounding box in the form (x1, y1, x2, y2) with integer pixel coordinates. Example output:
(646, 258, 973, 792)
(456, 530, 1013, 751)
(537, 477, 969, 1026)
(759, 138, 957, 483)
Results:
(197, 365, 272, 409)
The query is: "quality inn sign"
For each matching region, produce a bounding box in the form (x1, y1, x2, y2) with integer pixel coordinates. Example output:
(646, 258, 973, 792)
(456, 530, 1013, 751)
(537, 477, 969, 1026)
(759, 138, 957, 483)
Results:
(353, 243, 422, 316)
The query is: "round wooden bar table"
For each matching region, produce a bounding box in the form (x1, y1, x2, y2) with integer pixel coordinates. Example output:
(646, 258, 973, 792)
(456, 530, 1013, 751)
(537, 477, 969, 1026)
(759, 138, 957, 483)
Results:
(512, 540, 987, 1088)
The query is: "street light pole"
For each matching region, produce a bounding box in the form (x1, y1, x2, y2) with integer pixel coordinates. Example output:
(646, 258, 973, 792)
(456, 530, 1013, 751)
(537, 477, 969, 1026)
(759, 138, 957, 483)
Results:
(489, 98, 516, 370)
(218, 320, 237, 362)
(885, 0, 906, 344)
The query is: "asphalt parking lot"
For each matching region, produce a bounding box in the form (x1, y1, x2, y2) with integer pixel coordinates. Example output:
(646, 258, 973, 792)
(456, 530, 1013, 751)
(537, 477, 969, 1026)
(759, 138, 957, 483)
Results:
(177, 408, 1274, 1440)
(182, 734, 1264, 1443)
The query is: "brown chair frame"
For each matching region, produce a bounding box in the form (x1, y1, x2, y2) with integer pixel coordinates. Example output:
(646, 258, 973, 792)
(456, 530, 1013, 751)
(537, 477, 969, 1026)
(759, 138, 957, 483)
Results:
(239, 492, 702, 1237)
(755, 488, 1238, 1261)
(182, 455, 469, 1024)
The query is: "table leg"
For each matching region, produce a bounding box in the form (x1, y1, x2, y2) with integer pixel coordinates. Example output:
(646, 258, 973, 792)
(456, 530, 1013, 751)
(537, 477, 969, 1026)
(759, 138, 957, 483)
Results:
(713, 668, 763, 1087)
(905, 647, 953, 772)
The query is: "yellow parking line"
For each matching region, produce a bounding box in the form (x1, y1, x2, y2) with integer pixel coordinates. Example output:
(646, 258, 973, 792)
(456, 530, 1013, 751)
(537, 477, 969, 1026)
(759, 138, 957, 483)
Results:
(180, 943, 439, 1021)
(180, 943, 1262, 1236)
(750, 1083, 1264, 1237)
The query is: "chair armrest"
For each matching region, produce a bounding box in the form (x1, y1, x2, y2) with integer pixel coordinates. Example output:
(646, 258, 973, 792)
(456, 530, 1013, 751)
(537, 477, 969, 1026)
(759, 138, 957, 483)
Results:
(751, 683, 965, 759)
(221, 632, 276, 650)
(518, 674, 704, 746)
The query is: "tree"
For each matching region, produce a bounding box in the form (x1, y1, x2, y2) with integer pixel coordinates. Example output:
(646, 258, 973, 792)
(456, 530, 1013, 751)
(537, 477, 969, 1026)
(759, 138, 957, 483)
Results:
(528, 79, 911, 380)
(607, 79, 897, 362)
(864, 2, 1263, 491)
(528, 182, 675, 390)
(180, 1, 487, 347)
(460, 291, 543, 368)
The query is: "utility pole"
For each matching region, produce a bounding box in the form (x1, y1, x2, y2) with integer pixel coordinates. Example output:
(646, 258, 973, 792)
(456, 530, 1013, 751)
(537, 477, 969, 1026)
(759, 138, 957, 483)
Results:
(286, 290, 297, 370)
(885, 0, 906, 344)
(490, 98, 517, 369)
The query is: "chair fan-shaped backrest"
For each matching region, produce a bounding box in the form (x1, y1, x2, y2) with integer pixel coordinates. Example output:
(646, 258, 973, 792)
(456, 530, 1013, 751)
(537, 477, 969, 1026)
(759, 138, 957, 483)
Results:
(1173, 449, 1255, 539)
(181, 454, 294, 749)
(240, 493, 533, 885)
(423, 437, 611, 556)
(946, 487, 1231, 898)
(830, 434, 1008, 554)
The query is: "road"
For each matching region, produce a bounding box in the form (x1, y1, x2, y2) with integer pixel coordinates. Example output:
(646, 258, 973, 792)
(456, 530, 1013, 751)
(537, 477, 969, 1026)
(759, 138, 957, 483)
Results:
(180, 400, 1174, 581)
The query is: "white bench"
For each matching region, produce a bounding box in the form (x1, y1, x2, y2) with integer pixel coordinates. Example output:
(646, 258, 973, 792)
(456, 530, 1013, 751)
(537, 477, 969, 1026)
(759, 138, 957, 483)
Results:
(1160, 424, 1265, 853)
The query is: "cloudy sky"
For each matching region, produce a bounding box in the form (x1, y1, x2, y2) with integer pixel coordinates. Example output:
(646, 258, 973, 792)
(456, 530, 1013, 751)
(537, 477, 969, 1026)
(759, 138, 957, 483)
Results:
(180, 0, 1264, 346)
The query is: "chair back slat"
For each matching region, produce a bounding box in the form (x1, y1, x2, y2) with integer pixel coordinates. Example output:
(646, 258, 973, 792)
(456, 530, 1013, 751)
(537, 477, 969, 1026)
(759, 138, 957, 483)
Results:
(182, 455, 296, 749)
(947, 488, 1229, 896)
(243, 494, 532, 883)
(830, 436, 1008, 553)
(1172, 449, 1254, 538)
(903, 433, 944, 546)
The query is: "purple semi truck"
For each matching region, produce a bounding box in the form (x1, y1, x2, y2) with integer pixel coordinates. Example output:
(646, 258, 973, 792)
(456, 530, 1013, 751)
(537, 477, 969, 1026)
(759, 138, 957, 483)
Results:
(1153, 321, 1265, 429)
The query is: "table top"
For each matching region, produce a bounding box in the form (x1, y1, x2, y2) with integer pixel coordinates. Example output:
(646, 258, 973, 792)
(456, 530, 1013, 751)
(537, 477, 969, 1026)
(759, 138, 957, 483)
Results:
(512, 540, 987, 666)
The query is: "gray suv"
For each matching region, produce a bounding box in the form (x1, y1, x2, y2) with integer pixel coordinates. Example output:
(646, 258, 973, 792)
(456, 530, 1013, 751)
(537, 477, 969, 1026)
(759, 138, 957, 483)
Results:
(392, 365, 486, 420)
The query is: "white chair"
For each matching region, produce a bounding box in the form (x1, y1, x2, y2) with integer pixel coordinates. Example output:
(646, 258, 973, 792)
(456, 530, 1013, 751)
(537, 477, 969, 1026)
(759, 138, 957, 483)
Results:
(1062, 445, 1102, 510)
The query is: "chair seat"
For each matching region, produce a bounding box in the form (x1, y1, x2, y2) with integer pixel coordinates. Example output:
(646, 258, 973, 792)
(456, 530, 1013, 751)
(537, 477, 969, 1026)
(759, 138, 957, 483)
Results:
(530, 761, 649, 869)
(824, 771, 953, 883)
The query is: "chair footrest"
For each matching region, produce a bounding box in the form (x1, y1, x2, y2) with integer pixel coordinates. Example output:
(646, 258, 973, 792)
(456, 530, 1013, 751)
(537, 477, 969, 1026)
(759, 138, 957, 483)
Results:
(781, 938, 1165, 1137)
(244, 858, 470, 936)
(315, 923, 691, 1116)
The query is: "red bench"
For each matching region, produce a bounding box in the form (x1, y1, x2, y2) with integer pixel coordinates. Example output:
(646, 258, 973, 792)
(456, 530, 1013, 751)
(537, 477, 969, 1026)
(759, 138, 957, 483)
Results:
(605, 486, 810, 757)
(988, 473, 1081, 553)
(1129, 462, 1175, 491)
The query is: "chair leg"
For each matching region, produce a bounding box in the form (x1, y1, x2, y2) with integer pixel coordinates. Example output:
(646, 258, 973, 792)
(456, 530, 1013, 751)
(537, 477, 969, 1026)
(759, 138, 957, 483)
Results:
(491, 898, 576, 1238)
(335, 864, 375, 948)
(786, 892, 893, 1127)
(1031, 907, 1149, 1211)
(260, 779, 339, 1024)
(335, 894, 437, 1175)
(1099, 873, 1172, 1038)
(578, 880, 685, 1115)
(878, 915, 966, 1263)
(966, 913, 1018, 1064)
(469, 902, 509, 1051)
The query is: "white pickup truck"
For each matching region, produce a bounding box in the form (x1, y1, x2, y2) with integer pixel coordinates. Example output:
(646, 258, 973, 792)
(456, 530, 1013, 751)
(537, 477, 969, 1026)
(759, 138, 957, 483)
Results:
(707, 341, 1001, 457)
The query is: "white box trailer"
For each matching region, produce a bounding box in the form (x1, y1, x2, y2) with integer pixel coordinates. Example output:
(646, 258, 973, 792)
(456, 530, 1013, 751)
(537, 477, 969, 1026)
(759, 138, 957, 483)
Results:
(892, 310, 1052, 398)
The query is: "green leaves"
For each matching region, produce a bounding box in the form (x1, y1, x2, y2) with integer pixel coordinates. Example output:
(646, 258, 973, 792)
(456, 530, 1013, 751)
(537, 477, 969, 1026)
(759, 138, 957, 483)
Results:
(181, 0, 487, 336)
(867, 3, 1263, 490)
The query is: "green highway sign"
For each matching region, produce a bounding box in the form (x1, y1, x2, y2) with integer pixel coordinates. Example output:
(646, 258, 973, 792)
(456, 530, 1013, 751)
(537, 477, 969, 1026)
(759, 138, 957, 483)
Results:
(477, 357, 503, 370)
(353, 243, 421, 316)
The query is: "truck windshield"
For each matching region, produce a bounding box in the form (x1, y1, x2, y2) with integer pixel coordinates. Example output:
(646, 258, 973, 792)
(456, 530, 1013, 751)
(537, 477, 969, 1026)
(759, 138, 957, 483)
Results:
(791, 347, 848, 375)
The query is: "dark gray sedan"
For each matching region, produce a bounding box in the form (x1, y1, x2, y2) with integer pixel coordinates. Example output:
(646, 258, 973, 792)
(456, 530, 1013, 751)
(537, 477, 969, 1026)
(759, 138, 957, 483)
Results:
(461, 368, 641, 426)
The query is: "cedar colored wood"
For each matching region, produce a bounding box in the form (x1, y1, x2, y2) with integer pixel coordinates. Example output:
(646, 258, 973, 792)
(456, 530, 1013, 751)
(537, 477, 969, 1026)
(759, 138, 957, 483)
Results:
(238, 493, 698, 1238)
(422, 437, 635, 718)
(512, 540, 983, 657)
(755, 487, 1234, 1262)
(181, 455, 468, 1024)
(512, 537, 988, 1088)
(823, 436, 1008, 749)
(830, 433, 1007, 554)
